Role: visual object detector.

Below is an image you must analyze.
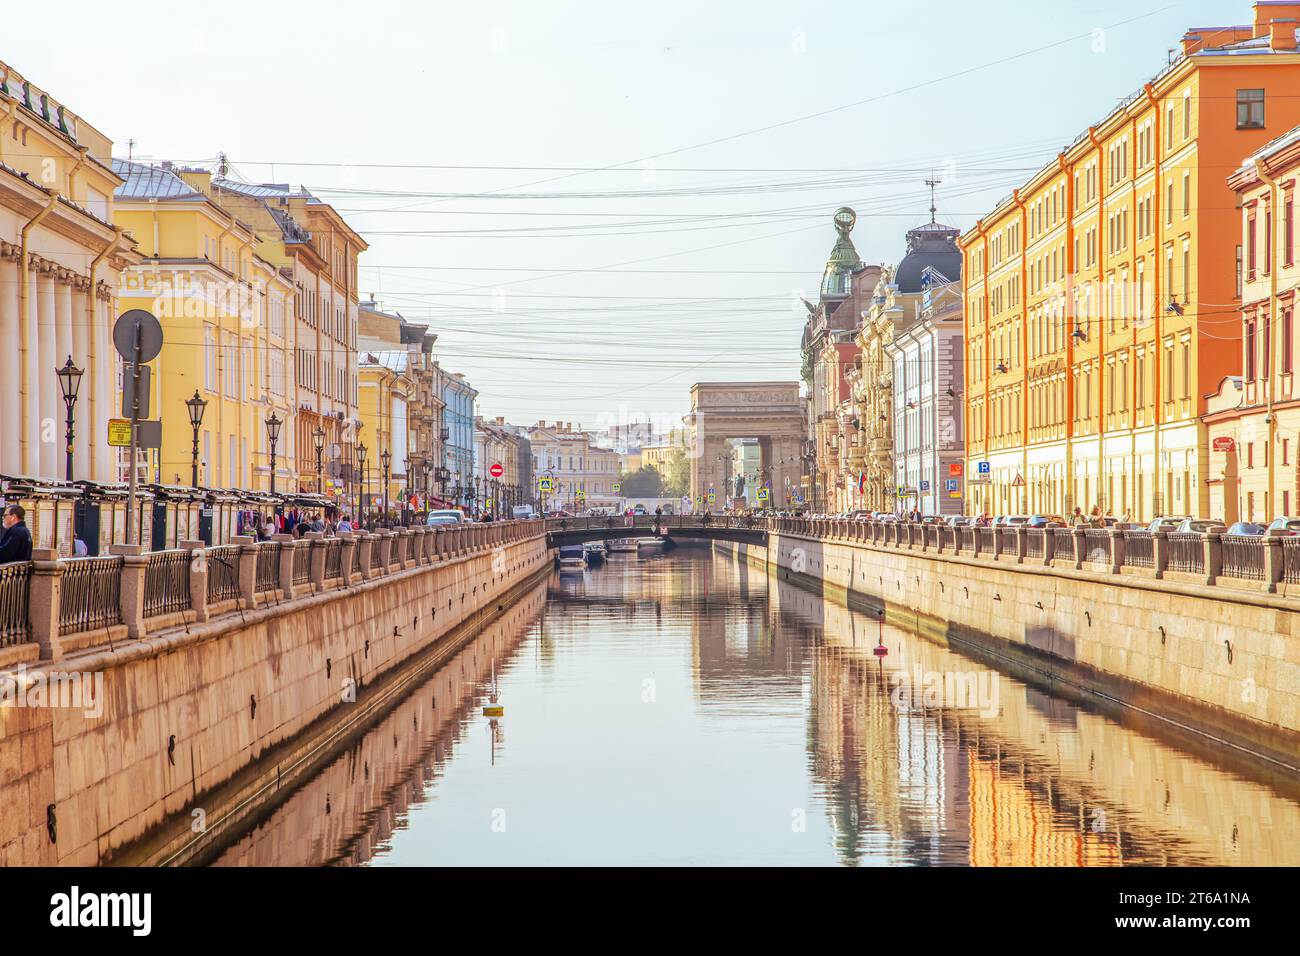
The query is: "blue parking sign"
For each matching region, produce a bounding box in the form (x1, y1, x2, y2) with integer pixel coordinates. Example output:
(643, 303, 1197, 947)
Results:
(919, 480, 930, 491)
(977, 461, 991, 475)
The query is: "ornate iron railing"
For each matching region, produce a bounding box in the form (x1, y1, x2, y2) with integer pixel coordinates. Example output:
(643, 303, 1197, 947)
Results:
(206, 545, 241, 604)
(58, 556, 122, 636)
(144, 550, 192, 618)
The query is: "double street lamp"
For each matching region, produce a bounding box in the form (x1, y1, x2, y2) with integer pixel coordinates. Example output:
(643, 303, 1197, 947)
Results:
(381, 448, 392, 526)
(55, 356, 83, 483)
(313, 426, 326, 494)
(357, 442, 369, 529)
(265, 412, 282, 495)
(185, 390, 207, 487)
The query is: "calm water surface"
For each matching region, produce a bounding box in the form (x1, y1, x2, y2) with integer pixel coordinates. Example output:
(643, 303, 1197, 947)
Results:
(213, 547, 1300, 866)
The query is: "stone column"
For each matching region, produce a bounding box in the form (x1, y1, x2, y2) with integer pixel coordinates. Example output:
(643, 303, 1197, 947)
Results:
(1264, 534, 1284, 593)
(1041, 529, 1054, 567)
(308, 532, 327, 589)
(376, 530, 393, 572)
(1152, 530, 1169, 579)
(432, 527, 446, 561)
(274, 533, 296, 597)
(234, 535, 258, 607)
(0, 255, 19, 471)
(357, 532, 374, 579)
(337, 532, 357, 586)
(110, 543, 147, 640)
(37, 268, 58, 478)
(69, 282, 91, 481)
(1204, 532, 1223, 587)
(1072, 526, 1086, 571)
(28, 548, 63, 660)
(180, 539, 208, 624)
(1108, 528, 1125, 574)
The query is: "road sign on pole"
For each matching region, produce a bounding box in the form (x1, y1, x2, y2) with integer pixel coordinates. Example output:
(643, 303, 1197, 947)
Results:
(113, 309, 163, 547)
(489, 462, 503, 478)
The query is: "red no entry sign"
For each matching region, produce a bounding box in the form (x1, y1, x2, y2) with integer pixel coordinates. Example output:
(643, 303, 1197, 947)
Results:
(489, 462, 504, 477)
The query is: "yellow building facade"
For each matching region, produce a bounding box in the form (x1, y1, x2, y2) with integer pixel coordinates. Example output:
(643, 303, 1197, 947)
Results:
(113, 161, 294, 490)
(0, 59, 140, 483)
(962, 5, 1300, 521)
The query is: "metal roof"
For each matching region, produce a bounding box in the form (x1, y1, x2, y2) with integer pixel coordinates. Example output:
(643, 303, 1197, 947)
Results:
(360, 350, 409, 374)
(111, 158, 205, 201)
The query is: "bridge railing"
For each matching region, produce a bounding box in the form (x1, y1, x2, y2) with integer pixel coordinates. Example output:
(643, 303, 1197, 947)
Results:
(0, 519, 549, 663)
(768, 518, 1295, 593)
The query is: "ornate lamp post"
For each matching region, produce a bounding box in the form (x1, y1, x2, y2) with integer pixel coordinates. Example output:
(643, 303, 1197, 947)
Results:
(185, 389, 207, 487)
(55, 355, 84, 483)
(265, 412, 282, 496)
(380, 448, 392, 527)
(313, 426, 326, 495)
(357, 442, 369, 529)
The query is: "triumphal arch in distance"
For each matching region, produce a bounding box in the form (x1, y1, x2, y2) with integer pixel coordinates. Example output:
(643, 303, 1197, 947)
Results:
(686, 382, 804, 506)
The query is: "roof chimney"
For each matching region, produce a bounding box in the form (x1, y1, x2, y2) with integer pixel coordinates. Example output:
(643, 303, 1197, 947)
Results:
(1271, 18, 1297, 50)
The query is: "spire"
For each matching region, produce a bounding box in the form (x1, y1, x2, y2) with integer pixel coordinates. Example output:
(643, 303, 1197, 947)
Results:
(924, 174, 940, 224)
(821, 206, 863, 298)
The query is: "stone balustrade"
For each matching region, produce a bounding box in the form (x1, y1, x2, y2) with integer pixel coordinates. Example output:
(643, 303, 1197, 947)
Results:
(0, 518, 548, 665)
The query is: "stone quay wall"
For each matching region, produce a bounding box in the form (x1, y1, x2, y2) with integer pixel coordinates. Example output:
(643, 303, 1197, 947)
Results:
(0, 521, 551, 866)
(711, 522, 1300, 775)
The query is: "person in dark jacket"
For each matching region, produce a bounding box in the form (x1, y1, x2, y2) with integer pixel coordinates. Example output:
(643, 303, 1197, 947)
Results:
(0, 505, 33, 564)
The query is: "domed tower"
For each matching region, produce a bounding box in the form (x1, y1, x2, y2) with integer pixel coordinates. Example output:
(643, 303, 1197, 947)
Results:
(821, 206, 864, 299)
(893, 219, 961, 294)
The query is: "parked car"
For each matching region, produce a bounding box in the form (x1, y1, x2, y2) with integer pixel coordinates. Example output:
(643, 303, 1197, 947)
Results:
(994, 515, 1030, 527)
(944, 515, 973, 527)
(1266, 516, 1300, 535)
(512, 505, 536, 519)
(1173, 518, 1226, 534)
(1026, 514, 1064, 528)
(425, 509, 466, 526)
(1145, 516, 1190, 533)
(1226, 521, 1268, 536)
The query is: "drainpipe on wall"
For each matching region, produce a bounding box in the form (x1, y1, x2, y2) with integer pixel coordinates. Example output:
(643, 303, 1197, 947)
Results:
(1088, 127, 1108, 518)
(1255, 158, 1280, 519)
(19, 191, 59, 474)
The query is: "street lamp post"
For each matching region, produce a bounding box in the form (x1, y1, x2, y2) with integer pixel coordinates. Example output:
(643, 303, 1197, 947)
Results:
(381, 448, 392, 527)
(265, 412, 282, 497)
(357, 442, 368, 529)
(313, 426, 325, 495)
(185, 390, 207, 487)
(55, 356, 84, 483)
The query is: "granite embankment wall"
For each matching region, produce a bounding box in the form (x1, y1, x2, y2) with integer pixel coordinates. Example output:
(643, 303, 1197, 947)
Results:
(0, 531, 551, 866)
(712, 533, 1300, 774)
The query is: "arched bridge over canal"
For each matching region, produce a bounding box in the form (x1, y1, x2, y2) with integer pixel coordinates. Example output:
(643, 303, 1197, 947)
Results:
(544, 514, 768, 548)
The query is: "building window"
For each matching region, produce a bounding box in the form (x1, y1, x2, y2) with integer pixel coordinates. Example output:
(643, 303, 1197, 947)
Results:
(1246, 320, 1257, 381)
(1285, 308, 1295, 375)
(1237, 89, 1265, 129)
(1248, 218, 1257, 278)
(1284, 197, 1296, 268)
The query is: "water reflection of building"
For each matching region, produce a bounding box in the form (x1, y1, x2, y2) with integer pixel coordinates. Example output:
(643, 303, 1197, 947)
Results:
(775, 568, 1300, 866)
(210, 583, 547, 867)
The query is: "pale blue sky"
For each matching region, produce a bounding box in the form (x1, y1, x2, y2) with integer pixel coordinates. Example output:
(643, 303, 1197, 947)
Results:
(8, 0, 1241, 432)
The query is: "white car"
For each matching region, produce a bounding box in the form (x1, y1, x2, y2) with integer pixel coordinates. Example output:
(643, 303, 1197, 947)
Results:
(426, 509, 466, 526)
(511, 505, 536, 519)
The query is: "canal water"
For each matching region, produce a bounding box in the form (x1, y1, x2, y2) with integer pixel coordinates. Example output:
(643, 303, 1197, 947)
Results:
(212, 546, 1300, 866)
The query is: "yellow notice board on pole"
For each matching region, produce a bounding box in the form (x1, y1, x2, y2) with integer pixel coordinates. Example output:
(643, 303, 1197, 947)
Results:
(107, 419, 132, 447)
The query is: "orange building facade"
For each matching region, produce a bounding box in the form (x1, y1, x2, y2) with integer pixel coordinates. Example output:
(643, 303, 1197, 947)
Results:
(961, 4, 1300, 521)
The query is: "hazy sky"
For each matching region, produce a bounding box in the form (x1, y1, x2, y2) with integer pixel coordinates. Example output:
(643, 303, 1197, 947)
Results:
(9, 0, 1235, 434)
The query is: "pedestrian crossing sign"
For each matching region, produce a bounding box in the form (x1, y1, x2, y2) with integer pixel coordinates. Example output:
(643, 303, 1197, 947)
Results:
(538, 476, 553, 492)
(576, 489, 586, 499)
(613, 482, 621, 495)
(707, 491, 716, 503)
(757, 488, 769, 501)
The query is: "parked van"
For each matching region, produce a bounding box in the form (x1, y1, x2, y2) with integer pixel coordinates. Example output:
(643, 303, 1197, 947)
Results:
(512, 505, 536, 519)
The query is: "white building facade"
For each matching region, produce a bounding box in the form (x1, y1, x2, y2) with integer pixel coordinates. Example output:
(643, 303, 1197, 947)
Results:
(886, 269, 965, 516)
